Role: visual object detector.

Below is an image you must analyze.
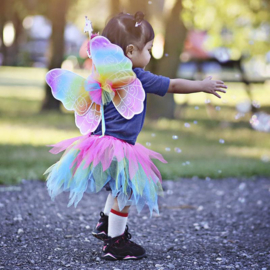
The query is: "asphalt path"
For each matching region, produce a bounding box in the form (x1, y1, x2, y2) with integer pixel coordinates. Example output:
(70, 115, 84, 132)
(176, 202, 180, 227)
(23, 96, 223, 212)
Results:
(0, 177, 269, 270)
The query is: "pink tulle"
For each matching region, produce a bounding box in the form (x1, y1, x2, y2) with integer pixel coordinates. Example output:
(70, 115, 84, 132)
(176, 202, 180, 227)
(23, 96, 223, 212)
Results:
(48, 134, 167, 183)
(47, 136, 82, 154)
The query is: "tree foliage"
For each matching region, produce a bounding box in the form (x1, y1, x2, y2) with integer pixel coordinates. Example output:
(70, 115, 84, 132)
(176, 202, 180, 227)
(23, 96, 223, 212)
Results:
(1, 0, 270, 113)
(181, 0, 270, 59)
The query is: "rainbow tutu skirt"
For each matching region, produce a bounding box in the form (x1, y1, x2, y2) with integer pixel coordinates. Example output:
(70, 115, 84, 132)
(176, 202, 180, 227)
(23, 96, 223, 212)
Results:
(44, 134, 167, 215)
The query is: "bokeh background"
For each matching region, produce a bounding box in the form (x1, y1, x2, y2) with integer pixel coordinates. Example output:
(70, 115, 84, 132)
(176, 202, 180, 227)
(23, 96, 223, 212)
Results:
(0, 0, 270, 185)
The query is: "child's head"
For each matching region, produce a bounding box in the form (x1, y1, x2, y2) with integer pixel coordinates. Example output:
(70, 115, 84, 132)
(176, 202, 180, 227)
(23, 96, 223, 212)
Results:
(102, 12, 154, 68)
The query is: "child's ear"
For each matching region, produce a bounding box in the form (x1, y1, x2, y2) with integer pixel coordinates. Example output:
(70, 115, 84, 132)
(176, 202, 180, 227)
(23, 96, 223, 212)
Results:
(126, 44, 135, 58)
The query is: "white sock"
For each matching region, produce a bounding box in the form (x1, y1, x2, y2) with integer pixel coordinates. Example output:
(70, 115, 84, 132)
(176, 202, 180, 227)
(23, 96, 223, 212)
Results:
(108, 209, 128, 238)
(103, 193, 114, 216)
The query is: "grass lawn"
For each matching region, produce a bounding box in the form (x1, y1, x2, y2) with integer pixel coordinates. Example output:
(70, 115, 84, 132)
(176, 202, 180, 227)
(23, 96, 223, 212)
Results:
(0, 66, 270, 185)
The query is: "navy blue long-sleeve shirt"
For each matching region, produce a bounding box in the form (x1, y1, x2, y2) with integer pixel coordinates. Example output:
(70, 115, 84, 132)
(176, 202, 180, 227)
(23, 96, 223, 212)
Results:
(93, 68, 170, 145)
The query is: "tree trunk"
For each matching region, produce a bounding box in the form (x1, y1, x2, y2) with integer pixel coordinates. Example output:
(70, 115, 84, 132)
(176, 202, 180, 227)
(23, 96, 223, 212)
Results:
(126, 0, 148, 15)
(147, 0, 187, 119)
(41, 0, 69, 111)
(0, 0, 8, 66)
(7, 12, 23, 66)
(110, 0, 121, 16)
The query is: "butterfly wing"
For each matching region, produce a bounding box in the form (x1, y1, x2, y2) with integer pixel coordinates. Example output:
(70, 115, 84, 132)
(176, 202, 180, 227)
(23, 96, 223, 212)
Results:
(112, 78, 145, 119)
(46, 69, 101, 134)
(46, 69, 91, 116)
(90, 36, 136, 90)
(90, 36, 145, 119)
(75, 103, 101, 135)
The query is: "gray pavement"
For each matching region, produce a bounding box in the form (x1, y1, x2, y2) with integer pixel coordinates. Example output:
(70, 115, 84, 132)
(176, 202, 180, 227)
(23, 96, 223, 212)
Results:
(0, 177, 269, 270)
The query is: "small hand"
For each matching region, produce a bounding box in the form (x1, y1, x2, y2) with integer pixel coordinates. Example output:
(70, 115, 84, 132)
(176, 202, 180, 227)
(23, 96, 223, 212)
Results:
(202, 76, 227, 98)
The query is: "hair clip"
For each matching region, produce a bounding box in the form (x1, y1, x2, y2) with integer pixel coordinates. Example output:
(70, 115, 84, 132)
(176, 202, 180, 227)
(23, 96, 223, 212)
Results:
(135, 21, 142, 27)
(134, 11, 144, 27)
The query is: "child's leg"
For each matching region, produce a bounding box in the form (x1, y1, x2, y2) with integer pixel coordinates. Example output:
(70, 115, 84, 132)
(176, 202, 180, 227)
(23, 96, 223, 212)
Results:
(108, 197, 130, 238)
(103, 197, 146, 260)
(92, 192, 114, 240)
(103, 192, 115, 216)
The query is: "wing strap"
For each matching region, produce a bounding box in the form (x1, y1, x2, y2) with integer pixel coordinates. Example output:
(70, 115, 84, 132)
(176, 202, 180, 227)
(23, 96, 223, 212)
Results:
(100, 101, 106, 138)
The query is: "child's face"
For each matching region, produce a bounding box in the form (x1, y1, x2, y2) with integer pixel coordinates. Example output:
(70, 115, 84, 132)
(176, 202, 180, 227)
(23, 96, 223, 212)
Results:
(126, 40, 154, 69)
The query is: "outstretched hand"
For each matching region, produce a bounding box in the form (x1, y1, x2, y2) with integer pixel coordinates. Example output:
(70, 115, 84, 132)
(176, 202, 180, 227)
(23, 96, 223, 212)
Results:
(202, 76, 227, 98)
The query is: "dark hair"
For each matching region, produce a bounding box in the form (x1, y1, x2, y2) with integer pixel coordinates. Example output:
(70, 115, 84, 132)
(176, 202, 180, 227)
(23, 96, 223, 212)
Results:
(102, 11, 155, 55)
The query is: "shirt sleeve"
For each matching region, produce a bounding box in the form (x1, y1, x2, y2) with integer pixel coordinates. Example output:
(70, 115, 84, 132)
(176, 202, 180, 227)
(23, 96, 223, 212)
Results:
(133, 68, 170, 97)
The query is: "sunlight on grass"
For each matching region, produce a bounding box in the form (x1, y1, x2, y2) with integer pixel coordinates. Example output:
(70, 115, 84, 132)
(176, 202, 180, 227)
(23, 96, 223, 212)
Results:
(0, 67, 47, 85)
(0, 86, 44, 101)
(0, 124, 80, 145)
(226, 146, 270, 159)
(137, 121, 270, 179)
(0, 66, 270, 185)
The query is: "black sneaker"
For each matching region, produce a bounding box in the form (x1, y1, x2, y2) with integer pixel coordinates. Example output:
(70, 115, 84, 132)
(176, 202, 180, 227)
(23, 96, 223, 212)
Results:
(92, 212, 108, 240)
(101, 226, 147, 261)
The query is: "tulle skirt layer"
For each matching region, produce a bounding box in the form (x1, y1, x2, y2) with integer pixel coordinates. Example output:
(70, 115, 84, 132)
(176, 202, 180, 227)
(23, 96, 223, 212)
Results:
(44, 134, 167, 215)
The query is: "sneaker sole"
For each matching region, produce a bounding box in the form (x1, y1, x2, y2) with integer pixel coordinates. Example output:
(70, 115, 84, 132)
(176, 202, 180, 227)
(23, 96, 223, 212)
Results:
(101, 252, 147, 261)
(92, 231, 108, 241)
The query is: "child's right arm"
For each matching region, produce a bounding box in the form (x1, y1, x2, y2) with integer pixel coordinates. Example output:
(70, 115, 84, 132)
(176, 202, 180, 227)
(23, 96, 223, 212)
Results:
(167, 76, 227, 99)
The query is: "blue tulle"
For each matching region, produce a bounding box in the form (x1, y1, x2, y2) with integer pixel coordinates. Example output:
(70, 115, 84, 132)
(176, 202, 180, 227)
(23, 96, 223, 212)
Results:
(45, 156, 162, 216)
(44, 135, 165, 216)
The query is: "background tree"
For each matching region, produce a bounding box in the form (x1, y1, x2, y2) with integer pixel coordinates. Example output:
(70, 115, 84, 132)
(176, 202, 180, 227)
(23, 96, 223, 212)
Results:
(181, 0, 270, 112)
(0, 0, 33, 66)
(41, 0, 70, 111)
(147, 0, 187, 119)
(0, 0, 8, 66)
(110, 0, 121, 16)
(183, 0, 270, 56)
(120, 0, 186, 119)
(2, 0, 269, 113)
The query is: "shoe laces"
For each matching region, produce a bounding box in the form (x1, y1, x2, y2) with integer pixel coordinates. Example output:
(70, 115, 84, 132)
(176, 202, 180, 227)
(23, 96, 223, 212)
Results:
(105, 225, 133, 248)
(124, 225, 132, 240)
(119, 225, 136, 247)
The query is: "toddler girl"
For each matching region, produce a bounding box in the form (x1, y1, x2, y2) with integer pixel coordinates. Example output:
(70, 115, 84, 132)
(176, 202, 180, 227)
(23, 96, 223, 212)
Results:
(45, 11, 227, 261)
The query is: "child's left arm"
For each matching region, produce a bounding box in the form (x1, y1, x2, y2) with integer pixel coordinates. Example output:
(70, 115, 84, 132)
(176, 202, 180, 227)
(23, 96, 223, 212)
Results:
(167, 76, 227, 99)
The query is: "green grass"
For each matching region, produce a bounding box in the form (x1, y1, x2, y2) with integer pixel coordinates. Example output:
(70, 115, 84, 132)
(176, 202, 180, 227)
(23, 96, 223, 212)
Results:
(0, 66, 270, 185)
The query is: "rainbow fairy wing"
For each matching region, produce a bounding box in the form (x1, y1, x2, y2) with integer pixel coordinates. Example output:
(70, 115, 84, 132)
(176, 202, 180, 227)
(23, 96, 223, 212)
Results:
(46, 69, 101, 134)
(90, 36, 136, 90)
(46, 69, 91, 116)
(90, 36, 145, 119)
(113, 79, 145, 119)
(75, 103, 101, 134)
